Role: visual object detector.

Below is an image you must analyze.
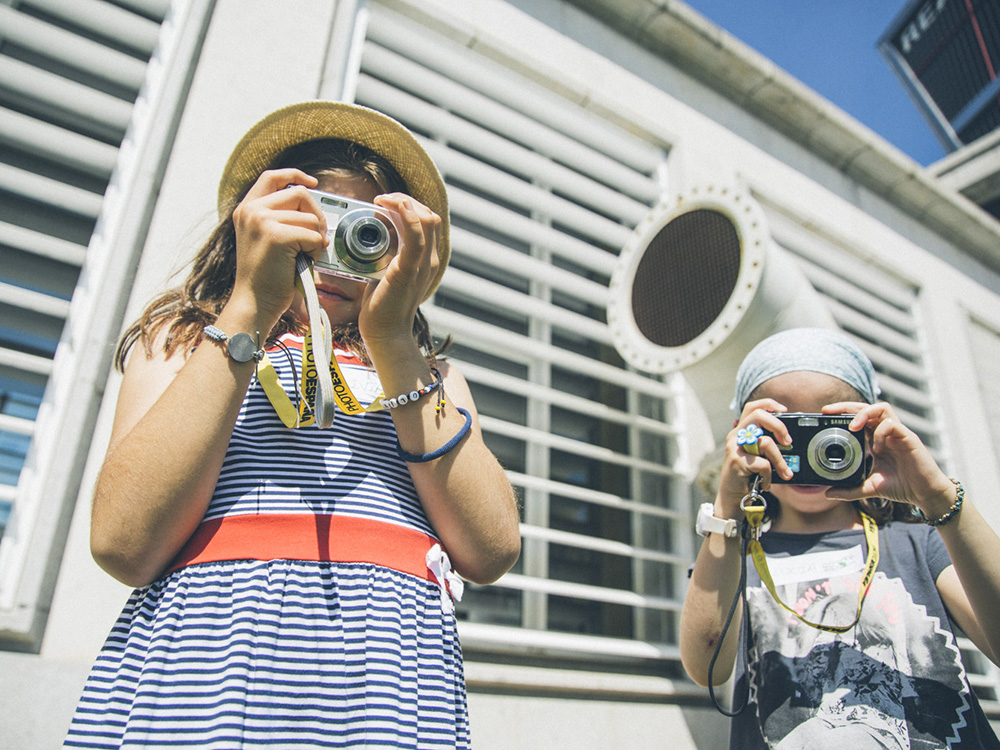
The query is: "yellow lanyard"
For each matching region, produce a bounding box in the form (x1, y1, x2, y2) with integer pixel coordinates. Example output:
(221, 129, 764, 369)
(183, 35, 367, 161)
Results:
(255, 257, 386, 429)
(257, 332, 385, 429)
(742, 492, 879, 634)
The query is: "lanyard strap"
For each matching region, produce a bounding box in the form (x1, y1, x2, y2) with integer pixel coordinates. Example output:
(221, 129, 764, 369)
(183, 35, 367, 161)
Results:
(257, 256, 385, 429)
(743, 489, 879, 634)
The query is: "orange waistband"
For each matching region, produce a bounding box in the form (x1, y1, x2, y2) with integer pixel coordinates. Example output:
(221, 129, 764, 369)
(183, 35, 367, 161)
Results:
(166, 513, 441, 583)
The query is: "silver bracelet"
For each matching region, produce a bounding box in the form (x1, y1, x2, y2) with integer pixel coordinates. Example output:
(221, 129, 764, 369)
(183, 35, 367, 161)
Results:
(203, 325, 264, 363)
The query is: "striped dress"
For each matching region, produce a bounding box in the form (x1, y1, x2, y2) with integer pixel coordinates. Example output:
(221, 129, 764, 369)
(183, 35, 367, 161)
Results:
(64, 334, 469, 749)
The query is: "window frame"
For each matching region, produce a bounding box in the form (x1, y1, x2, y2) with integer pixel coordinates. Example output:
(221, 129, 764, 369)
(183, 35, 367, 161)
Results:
(0, 0, 214, 651)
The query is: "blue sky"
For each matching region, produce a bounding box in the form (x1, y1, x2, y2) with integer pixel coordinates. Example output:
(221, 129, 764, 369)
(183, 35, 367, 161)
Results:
(683, 0, 948, 166)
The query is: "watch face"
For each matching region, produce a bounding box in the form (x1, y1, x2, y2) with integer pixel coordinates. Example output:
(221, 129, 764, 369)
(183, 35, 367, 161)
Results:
(696, 503, 713, 536)
(227, 332, 257, 362)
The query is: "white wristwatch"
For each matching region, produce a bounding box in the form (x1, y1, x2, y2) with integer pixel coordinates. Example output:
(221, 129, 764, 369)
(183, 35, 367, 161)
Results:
(695, 503, 739, 538)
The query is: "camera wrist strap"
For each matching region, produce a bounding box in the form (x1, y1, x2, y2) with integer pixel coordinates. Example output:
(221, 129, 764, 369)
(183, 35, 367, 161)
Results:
(706, 521, 753, 717)
(745, 492, 879, 634)
(257, 255, 385, 429)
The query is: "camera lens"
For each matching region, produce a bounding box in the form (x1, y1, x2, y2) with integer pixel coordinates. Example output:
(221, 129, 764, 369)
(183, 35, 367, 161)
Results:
(345, 217, 389, 262)
(808, 427, 863, 480)
(333, 208, 397, 276)
(823, 443, 847, 464)
(357, 224, 382, 248)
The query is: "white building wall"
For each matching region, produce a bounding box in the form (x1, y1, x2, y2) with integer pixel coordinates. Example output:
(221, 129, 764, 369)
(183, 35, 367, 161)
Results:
(2, 0, 999, 748)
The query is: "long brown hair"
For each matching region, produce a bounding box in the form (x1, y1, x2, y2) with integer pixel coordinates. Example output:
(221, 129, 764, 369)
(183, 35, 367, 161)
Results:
(116, 138, 447, 370)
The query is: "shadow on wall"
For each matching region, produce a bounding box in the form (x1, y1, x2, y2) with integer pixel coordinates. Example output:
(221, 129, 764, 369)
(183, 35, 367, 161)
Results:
(0, 652, 89, 750)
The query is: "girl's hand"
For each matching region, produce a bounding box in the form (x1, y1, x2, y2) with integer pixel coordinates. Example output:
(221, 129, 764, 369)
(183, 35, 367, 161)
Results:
(358, 193, 442, 345)
(825, 401, 955, 513)
(716, 399, 795, 517)
(230, 169, 328, 327)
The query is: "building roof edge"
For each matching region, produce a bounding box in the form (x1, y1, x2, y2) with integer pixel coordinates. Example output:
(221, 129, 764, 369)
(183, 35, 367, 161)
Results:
(569, 0, 1000, 272)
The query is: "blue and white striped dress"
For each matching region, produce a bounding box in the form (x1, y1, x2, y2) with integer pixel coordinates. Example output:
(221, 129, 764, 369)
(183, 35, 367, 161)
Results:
(64, 335, 469, 749)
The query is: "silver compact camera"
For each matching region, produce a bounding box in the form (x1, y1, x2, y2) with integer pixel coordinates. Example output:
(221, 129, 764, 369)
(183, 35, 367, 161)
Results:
(306, 189, 402, 282)
(767, 413, 871, 487)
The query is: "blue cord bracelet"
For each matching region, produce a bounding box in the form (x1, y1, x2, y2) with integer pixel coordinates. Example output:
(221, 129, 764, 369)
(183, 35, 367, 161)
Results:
(397, 407, 472, 463)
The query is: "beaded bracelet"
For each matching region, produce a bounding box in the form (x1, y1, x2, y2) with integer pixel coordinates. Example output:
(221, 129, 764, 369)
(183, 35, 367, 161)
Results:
(397, 407, 472, 463)
(380, 369, 443, 410)
(916, 477, 965, 527)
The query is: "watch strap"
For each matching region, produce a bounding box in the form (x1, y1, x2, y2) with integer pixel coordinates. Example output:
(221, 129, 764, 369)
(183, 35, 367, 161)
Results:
(696, 503, 739, 538)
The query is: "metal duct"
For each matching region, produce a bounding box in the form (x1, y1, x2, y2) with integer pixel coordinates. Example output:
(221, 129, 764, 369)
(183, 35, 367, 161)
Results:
(608, 184, 836, 445)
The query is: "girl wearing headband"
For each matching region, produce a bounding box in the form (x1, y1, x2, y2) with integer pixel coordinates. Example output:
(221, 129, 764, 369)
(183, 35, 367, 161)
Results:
(680, 328, 1000, 748)
(64, 102, 520, 749)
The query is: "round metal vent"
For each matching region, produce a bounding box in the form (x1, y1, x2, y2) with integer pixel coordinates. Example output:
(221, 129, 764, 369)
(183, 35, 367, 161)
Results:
(608, 186, 769, 373)
(631, 208, 741, 347)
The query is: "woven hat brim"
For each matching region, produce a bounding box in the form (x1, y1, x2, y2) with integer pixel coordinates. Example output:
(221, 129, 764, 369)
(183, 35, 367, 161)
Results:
(217, 101, 449, 301)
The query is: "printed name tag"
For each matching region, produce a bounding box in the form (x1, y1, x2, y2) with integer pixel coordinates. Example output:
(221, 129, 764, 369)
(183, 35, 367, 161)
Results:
(343, 366, 383, 405)
(765, 545, 865, 586)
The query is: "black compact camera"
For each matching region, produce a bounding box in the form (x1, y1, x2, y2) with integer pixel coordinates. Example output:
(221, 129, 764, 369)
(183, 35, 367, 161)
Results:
(306, 189, 402, 282)
(766, 413, 871, 487)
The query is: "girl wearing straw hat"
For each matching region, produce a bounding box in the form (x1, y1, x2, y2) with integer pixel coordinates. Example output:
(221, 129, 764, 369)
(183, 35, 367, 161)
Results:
(64, 102, 521, 749)
(679, 328, 1000, 749)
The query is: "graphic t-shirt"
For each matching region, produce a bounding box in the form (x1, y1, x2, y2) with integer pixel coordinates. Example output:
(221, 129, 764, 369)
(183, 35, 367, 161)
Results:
(729, 522, 1000, 749)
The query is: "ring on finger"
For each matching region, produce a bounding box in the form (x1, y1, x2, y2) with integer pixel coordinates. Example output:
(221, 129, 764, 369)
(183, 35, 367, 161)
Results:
(737, 423, 764, 456)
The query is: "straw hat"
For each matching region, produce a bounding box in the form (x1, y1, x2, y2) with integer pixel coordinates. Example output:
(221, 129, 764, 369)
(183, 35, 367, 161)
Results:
(217, 100, 450, 300)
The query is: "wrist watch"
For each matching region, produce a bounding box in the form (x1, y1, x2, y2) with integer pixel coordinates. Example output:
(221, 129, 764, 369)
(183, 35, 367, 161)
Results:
(203, 325, 264, 363)
(695, 503, 739, 538)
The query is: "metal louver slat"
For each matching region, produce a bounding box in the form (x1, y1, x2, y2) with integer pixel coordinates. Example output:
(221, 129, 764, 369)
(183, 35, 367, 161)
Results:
(0, 164, 104, 218)
(0, 348, 52, 377)
(873, 370, 935, 410)
(508, 471, 681, 521)
(480, 415, 674, 475)
(796, 259, 917, 335)
(854, 333, 928, 384)
(0, 5, 147, 90)
(826, 298, 925, 361)
(0, 282, 71, 319)
(365, 4, 664, 174)
(0, 414, 33, 438)
(362, 43, 660, 203)
(0, 58, 133, 132)
(355, 73, 652, 224)
(490, 573, 678, 611)
(20, 0, 163, 54)
(519, 524, 685, 566)
(454, 359, 678, 438)
(0, 222, 86, 266)
(451, 227, 609, 308)
(440, 267, 609, 342)
(423, 139, 633, 249)
(448, 189, 617, 275)
(114, 0, 170, 18)
(425, 306, 672, 397)
(0, 107, 119, 178)
(459, 622, 678, 661)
